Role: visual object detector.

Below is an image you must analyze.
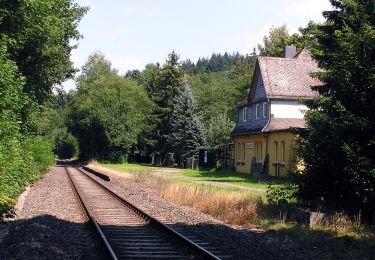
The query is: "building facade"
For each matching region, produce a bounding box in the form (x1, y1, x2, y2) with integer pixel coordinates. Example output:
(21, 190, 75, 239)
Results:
(231, 47, 320, 177)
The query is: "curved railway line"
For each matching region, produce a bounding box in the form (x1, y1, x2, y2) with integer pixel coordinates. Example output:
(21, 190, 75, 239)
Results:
(64, 165, 225, 259)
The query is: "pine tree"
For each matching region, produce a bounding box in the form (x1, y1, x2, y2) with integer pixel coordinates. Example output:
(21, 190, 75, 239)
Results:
(296, 0, 375, 216)
(145, 51, 185, 163)
(165, 81, 206, 166)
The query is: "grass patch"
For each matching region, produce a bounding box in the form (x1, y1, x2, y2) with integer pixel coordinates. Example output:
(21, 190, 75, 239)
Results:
(269, 223, 375, 259)
(100, 162, 157, 172)
(98, 162, 289, 190)
(92, 162, 375, 258)
(118, 169, 259, 226)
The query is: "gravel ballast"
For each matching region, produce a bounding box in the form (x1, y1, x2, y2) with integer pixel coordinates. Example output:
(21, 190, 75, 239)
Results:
(83, 165, 324, 259)
(1, 164, 324, 259)
(0, 165, 105, 259)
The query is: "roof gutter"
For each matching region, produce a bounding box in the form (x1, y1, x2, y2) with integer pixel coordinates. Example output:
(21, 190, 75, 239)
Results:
(261, 98, 271, 133)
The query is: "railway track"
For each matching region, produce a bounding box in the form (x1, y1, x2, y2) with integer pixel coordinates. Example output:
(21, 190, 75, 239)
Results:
(64, 165, 224, 259)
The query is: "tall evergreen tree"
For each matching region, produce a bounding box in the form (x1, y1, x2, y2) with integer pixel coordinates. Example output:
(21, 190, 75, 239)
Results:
(149, 51, 185, 163)
(296, 0, 375, 216)
(165, 81, 206, 166)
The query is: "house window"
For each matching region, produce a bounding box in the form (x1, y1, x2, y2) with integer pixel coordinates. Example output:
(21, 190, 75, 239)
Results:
(243, 142, 246, 161)
(262, 102, 267, 118)
(204, 151, 208, 163)
(281, 141, 285, 163)
(274, 141, 278, 162)
(255, 141, 263, 162)
(242, 107, 248, 122)
(256, 104, 260, 119)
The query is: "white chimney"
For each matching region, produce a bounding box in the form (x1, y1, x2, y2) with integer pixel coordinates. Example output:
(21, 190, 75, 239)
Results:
(284, 45, 296, 58)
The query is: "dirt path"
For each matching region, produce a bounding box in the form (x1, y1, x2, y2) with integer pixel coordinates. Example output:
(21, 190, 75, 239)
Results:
(89, 163, 265, 193)
(151, 169, 266, 193)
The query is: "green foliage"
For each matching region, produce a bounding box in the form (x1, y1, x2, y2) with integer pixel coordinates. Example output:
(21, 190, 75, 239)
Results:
(296, 0, 375, 215)
(24, 135, 56, 174)
(189, 69, 250, 124)
(1, 0, 87, 104)
(266, 184, 299, 204)
(68, 54, 153, 161)
(127, 51, 255, 160)
(54, 128, 79, 159)
(165, 81, 206, 163)
(181, 52, 244, 74)
(77, 51, 118, 91)
(144, 52, 186, 160)
(0, 0, 86, 215)
(257, 24, 316, 57)
(206, 110, 235, 148)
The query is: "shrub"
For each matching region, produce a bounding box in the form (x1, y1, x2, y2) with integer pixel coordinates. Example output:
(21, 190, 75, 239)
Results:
(266, 183, 299, 205)
(25, 136, 56, 173)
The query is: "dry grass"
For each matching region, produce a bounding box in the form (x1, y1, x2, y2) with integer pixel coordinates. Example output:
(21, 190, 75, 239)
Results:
(120, 170, 259, 225)
(157, 183, 258, 225)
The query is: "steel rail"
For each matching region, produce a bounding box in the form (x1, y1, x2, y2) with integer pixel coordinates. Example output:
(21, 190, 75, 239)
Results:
(78, 166, 221, 260)
(64, 166, 119, 260)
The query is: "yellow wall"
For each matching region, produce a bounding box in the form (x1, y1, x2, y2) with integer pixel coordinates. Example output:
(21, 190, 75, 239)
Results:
(233, 131, 296, 176)
(233, 134, 267, 174)
(267, 131, 296, 177)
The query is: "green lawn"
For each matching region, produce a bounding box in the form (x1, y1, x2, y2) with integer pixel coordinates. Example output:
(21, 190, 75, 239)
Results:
(98, 162, 290, 190)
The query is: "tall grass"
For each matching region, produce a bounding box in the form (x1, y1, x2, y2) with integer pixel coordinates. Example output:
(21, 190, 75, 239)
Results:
(123, 170, 259, 225)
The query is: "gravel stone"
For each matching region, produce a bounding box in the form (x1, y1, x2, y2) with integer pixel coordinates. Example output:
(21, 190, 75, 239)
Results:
(0, 165, 106, 259)
(83, 166, 325, 259)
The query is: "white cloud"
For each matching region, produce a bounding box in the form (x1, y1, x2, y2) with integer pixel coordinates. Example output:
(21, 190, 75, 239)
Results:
(96, 29, 128, 40)
(121, 7, 135, 15)
(146, 8, 160, 16)
(225, 23, 299, 54)
(120, 6, 160, 16)
(108, 55, 145, 75)
(279, 0, 332, 22)
(81, 1, 95, 10)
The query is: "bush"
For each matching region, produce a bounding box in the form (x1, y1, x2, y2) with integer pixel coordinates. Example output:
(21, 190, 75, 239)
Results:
(25, 136, 56, 172)
(0, 136, 55, 216)
(266, 183, 299, 205)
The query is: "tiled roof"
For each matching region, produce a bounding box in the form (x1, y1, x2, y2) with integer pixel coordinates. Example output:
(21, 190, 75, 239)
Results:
(258, 49, 321, 99)
(231, 118, 306, 136)
(230, 125, 264, 137)
(265, 118, 306, 132)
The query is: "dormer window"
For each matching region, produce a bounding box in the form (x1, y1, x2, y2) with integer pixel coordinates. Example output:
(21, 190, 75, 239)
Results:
(242, 107, 248, 122)
(262, 102, 267, 118)
(256, 104, 260, 119)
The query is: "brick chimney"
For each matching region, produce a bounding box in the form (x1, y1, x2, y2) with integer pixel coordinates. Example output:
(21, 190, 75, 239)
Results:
(284, 45, 296, 58)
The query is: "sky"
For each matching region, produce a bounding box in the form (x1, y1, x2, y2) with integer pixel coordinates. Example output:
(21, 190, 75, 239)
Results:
(62, 0, 332, 91)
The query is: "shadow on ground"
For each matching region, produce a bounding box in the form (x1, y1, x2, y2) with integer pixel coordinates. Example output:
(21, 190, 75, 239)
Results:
(0, 215, 106, 260)
(1, 214, 374, 259)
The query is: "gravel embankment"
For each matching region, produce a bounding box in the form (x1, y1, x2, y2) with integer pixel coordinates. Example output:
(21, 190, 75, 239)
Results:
(84, 166, 323, 259)
(0, 165, 105, 259)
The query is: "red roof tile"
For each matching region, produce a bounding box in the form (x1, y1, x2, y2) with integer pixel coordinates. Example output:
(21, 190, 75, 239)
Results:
(258, 49, 321, 99)
(265, 118, 306, 132)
